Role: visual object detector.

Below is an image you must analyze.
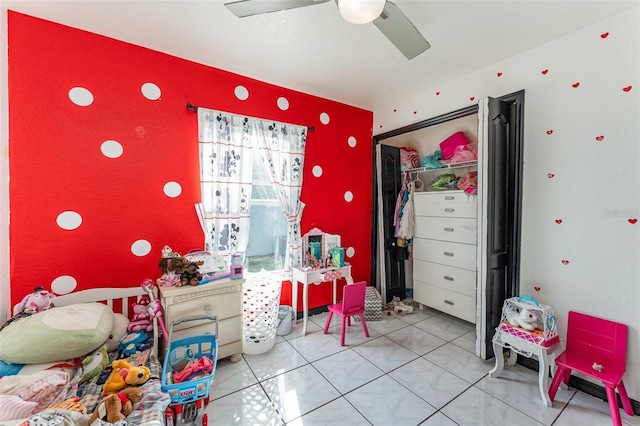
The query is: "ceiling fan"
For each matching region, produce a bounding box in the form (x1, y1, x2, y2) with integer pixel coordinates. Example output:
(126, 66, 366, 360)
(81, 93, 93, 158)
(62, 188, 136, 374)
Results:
(223, 0, 431, 60)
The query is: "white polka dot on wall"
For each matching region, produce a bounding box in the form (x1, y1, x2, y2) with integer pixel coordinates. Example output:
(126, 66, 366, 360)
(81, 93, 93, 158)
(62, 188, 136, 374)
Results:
(346, 247, 355, 258)
(277, 97, 289, 111)
(141, 82, 161, 100)
(344, 191, 353, 202)
(163, 181, 182, 198)
(320, 112, 330, 125)
(348, 136, 357, 148)
(51, 275, 77, 295)
(56, 211, 82, 230)
(68, 87, 93, 106)
(312, 165, 323, 177)
(131, 239, 152, 256)
(234, 85, 249, 100)
(101, 140, 123, 158)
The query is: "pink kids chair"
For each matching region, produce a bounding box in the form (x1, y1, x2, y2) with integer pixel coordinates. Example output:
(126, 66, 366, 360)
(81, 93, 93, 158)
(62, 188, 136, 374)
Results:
(548, 311, 634, 426)
(323, 281, 369, 346)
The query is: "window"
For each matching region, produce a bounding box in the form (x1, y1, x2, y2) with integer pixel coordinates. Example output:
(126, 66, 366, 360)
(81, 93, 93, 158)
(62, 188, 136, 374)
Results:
(244, 157, 287, 272)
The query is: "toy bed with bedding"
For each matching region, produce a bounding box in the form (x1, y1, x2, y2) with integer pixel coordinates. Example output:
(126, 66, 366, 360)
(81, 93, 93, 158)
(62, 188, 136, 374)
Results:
(0, 286, 172, 426)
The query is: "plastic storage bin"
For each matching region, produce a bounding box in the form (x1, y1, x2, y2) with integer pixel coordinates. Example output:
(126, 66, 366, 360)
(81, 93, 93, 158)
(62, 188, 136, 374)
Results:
(276, 306, 294, 336)
(242, 275, 282, 355)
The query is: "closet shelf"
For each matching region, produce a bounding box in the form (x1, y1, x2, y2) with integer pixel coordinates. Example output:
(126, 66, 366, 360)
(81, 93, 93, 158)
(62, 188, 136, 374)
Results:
(403, 160, 477, 174)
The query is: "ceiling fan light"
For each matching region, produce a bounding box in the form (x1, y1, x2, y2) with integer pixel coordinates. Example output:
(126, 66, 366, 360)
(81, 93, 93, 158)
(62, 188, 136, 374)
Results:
(338, 0, 386, 25)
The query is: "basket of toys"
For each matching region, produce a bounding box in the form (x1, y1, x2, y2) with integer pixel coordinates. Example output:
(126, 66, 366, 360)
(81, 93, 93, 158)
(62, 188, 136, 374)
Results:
(493, 296, 559, 357)
(162, 315, 218, 406)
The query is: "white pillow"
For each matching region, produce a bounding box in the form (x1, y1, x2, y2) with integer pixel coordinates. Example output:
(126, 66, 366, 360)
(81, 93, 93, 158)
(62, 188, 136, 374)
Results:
(0, 303, 114, 364)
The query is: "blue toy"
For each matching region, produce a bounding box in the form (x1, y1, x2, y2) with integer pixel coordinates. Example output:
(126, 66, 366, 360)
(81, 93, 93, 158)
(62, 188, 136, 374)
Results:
(118, 331, 150, 356)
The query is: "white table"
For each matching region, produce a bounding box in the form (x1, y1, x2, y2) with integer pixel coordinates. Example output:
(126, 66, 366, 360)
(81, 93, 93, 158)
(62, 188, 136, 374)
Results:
(489, 327, 562, 406)
(292, 265, 353, 335)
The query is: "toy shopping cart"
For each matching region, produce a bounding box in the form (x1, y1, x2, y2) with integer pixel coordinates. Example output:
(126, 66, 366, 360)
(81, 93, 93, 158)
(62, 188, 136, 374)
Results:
(162, 315, 218, 426)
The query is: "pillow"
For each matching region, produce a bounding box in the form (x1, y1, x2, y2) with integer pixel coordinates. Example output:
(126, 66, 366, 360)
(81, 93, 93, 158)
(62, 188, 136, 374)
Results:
(0, 303, 114, 364)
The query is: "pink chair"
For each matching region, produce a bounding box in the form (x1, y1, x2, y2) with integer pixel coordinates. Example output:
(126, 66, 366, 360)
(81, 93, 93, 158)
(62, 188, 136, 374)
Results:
(323, 281, 369, 346)
(549, 311, 634, 426)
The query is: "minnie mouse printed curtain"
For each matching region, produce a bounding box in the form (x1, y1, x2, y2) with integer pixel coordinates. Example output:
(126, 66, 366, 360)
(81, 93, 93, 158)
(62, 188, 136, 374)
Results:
(197, 108, 306, 271)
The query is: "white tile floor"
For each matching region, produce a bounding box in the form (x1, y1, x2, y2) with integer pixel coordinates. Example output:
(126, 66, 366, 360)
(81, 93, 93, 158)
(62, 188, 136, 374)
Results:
(204, 308, 638, 425)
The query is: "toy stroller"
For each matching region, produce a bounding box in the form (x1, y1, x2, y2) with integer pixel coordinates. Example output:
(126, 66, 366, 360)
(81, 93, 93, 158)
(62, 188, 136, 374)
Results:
(162, 315, 218, 426)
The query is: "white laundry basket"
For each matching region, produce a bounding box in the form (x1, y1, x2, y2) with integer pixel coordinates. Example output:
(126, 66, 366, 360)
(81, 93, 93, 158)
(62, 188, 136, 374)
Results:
(242, 273, 282, 355)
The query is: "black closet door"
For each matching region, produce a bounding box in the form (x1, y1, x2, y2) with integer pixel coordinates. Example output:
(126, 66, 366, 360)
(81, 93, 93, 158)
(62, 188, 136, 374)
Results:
(482, 97, 511, 358)
(380, 145, 406, 303)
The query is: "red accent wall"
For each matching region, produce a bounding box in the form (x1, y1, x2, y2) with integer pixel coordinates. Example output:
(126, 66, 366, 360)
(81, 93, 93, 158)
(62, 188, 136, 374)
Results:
(8, 12, 373, 311)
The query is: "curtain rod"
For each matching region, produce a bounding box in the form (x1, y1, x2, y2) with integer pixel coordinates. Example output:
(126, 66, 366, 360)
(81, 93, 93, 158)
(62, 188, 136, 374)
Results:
(186, 103, 315, 132)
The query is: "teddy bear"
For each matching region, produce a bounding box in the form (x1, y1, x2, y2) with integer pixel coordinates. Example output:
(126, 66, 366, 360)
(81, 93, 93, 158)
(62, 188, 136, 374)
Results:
(89, 386, 142, 424)
(158, 255, 191, 287)
(14, 286, 55, 315)
(102, 359, 151, 396)
(179, 260, 204, 286)
(506, 308, 539, 331)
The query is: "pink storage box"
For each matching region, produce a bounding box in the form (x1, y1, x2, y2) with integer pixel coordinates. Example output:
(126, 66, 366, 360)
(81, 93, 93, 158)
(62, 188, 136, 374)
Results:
(439, 131, 469, 160)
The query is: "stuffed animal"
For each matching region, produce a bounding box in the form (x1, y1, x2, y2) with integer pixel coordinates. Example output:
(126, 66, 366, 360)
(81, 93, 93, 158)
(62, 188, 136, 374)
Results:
(14, 286, 55, 315)
(89, 386, 142, 424)
(107, 313, 130, 352)
(80, 344, 110, 384)
(179, 260, 204, 286)
(506, 308, 538, 331)
(118, 331, 150, 357)
(102, 359, 151, 395)
(128, 296, 154, 332)
(158, 255, 190, 287)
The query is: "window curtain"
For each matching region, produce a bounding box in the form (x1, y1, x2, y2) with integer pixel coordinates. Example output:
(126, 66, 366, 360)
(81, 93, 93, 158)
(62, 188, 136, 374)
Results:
(253, 121, 307, 271)
(197, 108, 307, 271)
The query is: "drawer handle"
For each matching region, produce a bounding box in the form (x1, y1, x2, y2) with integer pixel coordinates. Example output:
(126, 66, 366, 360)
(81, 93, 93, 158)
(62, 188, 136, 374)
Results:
(444, 300, 454, 306)
(444, 252, 454, 257)
(444, 227, 454, 232)
(445, 196, 454, 200)
(444, 276, 454, 281)
(444, 208, 455, 213)
(204, 305, 213, 315)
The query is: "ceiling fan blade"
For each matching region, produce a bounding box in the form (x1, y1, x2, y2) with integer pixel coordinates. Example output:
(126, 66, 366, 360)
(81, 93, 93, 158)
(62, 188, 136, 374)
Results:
(373, 1, 431, 60)
(224, 0, 331, 18)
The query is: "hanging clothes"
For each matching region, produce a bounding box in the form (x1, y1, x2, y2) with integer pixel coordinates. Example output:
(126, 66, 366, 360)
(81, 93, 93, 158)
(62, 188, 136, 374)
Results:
(396, 180, 415, 240)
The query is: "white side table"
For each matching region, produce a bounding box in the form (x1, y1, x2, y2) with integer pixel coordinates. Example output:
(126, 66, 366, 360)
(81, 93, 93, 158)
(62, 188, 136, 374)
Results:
(291, 265, 353, 335)
(489, 326, 561, 406)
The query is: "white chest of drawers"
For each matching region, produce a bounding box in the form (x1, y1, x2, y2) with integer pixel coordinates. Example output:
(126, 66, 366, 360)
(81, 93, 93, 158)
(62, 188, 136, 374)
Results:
(413, 190, 477, 323)
(158, 278, 244, 362)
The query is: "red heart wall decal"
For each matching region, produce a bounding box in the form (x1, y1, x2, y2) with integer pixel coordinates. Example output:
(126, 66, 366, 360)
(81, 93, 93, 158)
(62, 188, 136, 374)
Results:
(413, 111, 417, 115)
(623, 86, 633, 92)
(600, 32, 609, 39)
(436, 91, 440, 96)
(534, 286, 541, 292)
(562, 260, 570, 265)
(572, 82, 580, 88)
(595, 135, 604, 141)
(541, 69, 549, 75)
(497, 72, 503, 77)
(548, 173, 555, 178)
(393, 109, 397, 112)
(470, 96, 475, 101)
(555, 219, 562, 224)
(629, 218, 638, 224)
(546, 130, 553, 135)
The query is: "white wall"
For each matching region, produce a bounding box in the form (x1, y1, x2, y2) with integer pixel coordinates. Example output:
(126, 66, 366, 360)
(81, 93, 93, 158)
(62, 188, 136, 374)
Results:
(374, 7, 640, 399)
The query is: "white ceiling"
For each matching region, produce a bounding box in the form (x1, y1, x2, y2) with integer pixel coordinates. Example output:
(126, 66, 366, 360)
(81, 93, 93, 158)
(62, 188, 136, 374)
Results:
(3, 0, 639, 111)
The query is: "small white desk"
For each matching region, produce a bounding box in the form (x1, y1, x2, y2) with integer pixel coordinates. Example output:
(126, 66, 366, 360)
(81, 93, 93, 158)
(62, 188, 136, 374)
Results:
(489, 327, 562, 407)
(292, 265, 353, 335)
